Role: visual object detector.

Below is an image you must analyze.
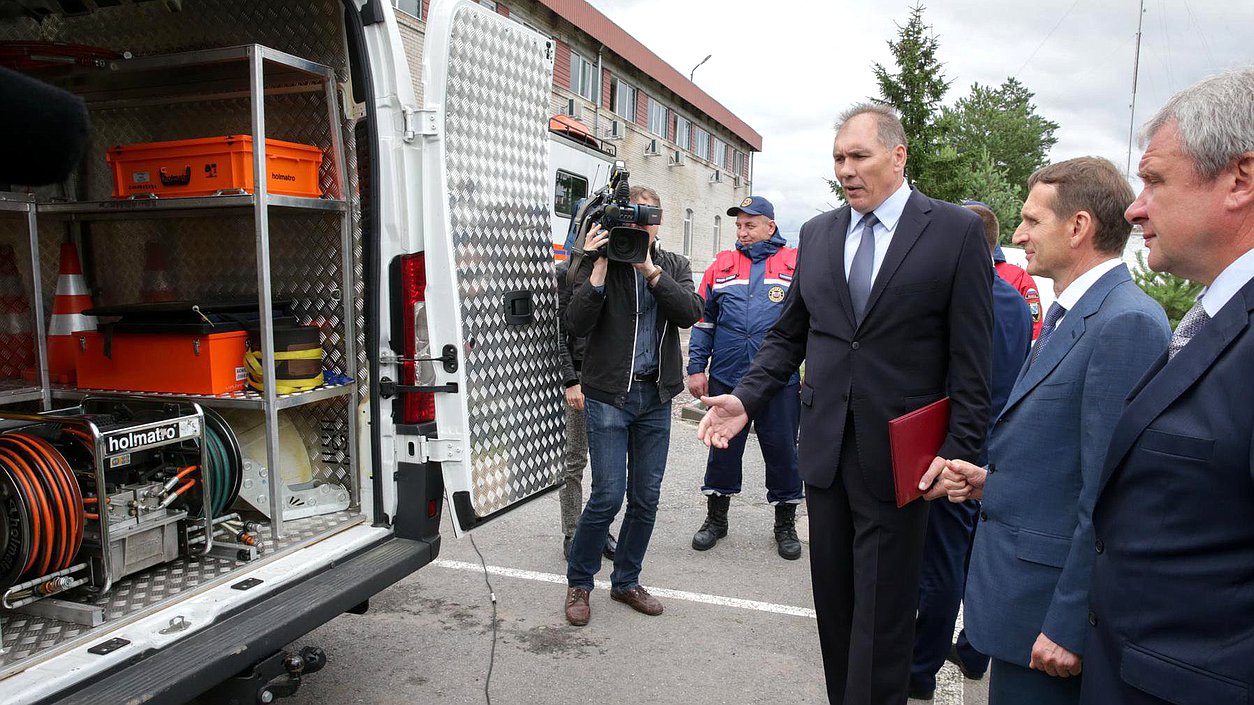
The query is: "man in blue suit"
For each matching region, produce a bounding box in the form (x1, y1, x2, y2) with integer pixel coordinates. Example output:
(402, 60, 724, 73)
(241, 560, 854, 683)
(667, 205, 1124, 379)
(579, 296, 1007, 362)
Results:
(1081, 69, 1254, 705)
(909, 202, 1032, 700)
(942, 157, 1170, 704)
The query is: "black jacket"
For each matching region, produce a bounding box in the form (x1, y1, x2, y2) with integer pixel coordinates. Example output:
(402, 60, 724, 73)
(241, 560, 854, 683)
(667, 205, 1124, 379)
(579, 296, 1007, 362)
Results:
(564, 245, 703, 407)
(555, 260, 586, 389)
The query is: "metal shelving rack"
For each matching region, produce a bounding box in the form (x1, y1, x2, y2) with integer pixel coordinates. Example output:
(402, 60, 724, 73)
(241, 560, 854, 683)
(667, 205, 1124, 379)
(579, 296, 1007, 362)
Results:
(30, 45, 358, 539)
(0, 192, 50, 409)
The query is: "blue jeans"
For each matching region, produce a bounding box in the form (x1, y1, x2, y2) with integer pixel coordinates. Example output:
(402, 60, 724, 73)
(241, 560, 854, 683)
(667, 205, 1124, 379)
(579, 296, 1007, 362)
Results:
(702, 378, 803, 504)
(566, 383, 671, 592)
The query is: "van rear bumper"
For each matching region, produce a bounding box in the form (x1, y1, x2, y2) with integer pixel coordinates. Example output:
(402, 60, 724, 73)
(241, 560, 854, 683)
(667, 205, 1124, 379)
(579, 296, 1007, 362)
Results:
(34, 534, 440, 705)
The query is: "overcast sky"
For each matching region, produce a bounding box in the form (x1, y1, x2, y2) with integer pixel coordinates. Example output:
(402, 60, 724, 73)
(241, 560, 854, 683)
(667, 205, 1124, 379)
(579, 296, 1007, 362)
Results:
(586, 0, 1250, 240)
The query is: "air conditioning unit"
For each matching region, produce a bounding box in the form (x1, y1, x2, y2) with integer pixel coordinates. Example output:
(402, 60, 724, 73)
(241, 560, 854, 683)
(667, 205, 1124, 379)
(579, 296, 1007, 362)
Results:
(668, 150, 685, 167)
(643, 139, 661, 156)
(605, 120, 624, 140)
(732, 174, 743, 187)
(564, 98, 581, 120)
(709, 170, 723, 184)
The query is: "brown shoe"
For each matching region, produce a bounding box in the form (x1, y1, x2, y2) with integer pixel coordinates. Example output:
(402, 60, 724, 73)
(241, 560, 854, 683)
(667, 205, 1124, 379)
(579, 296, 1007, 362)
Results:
(610, 585, 664, 616)
(564, 587, 590, 626)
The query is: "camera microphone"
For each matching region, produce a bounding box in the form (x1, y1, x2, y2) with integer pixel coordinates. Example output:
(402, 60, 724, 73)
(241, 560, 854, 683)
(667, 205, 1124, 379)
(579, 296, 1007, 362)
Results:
(0, 67, 90, 187)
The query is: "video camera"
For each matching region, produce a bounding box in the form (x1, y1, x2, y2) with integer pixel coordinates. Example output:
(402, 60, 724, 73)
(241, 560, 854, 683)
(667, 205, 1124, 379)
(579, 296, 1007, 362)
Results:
(578, 160, 662, 264)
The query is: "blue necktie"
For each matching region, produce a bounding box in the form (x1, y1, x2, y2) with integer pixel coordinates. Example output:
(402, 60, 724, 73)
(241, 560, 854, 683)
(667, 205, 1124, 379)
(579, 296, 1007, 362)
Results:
(1029, 302, 1066, 367)
(849, 213, 879, 321)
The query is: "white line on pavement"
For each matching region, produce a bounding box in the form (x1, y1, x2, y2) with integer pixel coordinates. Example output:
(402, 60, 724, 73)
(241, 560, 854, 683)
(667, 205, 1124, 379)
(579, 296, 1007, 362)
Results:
(431, 559, 817, 619)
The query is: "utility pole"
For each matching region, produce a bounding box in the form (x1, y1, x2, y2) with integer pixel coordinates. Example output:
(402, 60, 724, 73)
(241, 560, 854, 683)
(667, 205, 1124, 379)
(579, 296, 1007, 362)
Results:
(1126, 0, 1147, 178)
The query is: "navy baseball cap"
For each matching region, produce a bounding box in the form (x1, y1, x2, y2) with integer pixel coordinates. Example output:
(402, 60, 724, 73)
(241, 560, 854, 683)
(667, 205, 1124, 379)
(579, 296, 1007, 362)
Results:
(727, 195, 775, 219)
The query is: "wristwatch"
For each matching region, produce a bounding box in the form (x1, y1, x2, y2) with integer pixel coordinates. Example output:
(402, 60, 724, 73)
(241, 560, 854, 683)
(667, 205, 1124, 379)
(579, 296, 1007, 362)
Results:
(646, 266, 663, 285)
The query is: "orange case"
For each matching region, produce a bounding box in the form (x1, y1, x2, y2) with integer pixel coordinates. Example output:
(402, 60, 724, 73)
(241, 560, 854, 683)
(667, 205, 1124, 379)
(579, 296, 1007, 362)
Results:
(106, 136, 323, 199)
(75, 330, 248, 395)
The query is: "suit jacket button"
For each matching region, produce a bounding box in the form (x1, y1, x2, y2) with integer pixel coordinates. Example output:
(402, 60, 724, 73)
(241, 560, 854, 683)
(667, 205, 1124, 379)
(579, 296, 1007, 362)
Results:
(1095, 539, 1104, 554)
(1088, 610, 1098, 626)
(842, 393, 849, 402)
(980, 511, 988, 522)
(851, 341, 860, 350)
(988, 464, 997, 474)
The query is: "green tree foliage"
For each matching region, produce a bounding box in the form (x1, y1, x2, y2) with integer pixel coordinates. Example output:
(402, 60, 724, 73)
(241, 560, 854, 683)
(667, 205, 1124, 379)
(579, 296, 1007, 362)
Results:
(965, 148, 1023, 245)
(1131, 251, 1203, 328)
(945, 78, 1059, 200)
(870, 4, 967, 203)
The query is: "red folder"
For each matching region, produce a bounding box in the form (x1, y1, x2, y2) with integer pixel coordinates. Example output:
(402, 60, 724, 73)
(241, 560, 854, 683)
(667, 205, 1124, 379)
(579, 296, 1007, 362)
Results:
(888, 397, 950, 508)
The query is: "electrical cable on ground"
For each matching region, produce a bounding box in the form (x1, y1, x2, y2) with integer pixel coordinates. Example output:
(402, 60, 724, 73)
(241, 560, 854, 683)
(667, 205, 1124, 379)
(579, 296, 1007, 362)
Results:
(468, 533, 498, 705)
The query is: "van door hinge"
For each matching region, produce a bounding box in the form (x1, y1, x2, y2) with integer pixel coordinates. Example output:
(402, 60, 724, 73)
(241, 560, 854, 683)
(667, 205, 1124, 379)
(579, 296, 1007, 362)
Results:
(403, 107, 439, 142)
(417, 437, 462, 463)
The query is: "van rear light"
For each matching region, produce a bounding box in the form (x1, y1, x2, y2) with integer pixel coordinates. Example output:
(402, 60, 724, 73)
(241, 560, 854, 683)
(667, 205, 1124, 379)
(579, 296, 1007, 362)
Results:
(399, 253, 436, 424)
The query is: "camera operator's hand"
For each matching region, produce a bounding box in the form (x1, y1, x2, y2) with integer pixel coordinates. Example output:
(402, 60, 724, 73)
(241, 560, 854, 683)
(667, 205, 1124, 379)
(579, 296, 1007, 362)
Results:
(632, 250, 656, 278)
(585, 224, 610, 288)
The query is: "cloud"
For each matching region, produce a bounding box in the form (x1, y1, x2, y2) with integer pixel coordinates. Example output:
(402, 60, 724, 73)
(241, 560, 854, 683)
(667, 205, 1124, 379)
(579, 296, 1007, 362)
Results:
(587, 0, 1251, 237)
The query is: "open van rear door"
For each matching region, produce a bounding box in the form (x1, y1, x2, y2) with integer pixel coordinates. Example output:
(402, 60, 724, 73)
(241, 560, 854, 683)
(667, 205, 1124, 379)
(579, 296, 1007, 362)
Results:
(418, 0, 565, 534)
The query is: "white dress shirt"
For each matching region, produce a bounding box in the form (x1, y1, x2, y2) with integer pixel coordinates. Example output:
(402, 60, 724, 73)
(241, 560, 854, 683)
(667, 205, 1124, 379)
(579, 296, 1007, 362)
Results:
(1198, 248, 1254, 317)
(1052, 257, 1123, 327)
(845, 179, 913, 281)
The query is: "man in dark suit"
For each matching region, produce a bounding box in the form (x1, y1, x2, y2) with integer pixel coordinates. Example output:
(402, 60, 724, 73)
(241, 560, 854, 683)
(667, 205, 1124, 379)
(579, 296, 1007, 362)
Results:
(698, 103, 993, 705)
(1080, 69, 1254, 705)
(941, 158, 1171, 704)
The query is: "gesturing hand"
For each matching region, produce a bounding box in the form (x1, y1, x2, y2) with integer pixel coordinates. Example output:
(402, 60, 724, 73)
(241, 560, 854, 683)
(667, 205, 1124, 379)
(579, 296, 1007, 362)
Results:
(697, 394, 748, 448)
(918, 456, 949, 500)
(687, 372, 708, 400)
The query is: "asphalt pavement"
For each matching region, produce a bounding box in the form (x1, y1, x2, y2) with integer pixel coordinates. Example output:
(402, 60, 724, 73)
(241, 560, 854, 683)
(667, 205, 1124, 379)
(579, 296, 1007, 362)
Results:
(288, 404, 989, 705)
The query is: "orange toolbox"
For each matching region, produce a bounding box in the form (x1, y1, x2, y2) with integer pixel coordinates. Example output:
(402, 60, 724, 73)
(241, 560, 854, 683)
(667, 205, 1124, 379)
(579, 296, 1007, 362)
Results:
(75, 330, 249, 395)
(106, 136, 323, 199)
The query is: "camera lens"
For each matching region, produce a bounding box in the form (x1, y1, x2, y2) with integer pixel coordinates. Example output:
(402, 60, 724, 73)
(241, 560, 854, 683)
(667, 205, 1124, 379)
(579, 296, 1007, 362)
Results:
(607, 227, 650, 264)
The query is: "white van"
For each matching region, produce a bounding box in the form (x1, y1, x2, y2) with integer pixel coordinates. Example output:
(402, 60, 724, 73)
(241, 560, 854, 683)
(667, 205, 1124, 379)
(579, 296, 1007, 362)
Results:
(0, 1, 563, 702)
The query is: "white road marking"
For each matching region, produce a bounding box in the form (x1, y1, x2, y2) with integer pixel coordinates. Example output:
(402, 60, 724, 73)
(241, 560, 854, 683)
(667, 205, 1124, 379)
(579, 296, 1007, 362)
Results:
(431, 559, 817, 619)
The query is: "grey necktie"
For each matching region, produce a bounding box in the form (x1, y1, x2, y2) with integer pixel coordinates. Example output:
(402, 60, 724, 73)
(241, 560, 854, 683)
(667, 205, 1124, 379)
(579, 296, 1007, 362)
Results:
(849, 213, 879, 321)
(1168, 300, 1211, 360)
(1029, 301, 1066, 367)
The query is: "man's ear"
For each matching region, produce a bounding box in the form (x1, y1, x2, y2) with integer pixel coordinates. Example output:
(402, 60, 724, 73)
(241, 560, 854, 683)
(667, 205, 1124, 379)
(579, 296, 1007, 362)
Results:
(1071, 210, 1094, 249)
(1227, 152, 1254, 210)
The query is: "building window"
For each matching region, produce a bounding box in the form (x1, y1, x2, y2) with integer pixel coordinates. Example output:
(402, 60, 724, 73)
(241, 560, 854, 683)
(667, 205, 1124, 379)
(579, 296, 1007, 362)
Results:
(683, 208, 693, 256)
(479, 0, 498, 9)
(610, 75, 637, 118)
(570, 51, 598, 103)
(693, 126, 710, 161)
(675, 115, 691, 150)
(647, 97, 667, 137)
(712, 215, 721, 256)
(733, 150, 745, 177)
(711, 137, 728, 169)
(392, 0, 420, 17)
(554, 170, 588, 218)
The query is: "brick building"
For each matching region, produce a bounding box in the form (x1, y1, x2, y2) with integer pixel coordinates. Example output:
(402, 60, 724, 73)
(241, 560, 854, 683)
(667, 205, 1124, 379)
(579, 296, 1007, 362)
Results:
(393, 0, 763, 273)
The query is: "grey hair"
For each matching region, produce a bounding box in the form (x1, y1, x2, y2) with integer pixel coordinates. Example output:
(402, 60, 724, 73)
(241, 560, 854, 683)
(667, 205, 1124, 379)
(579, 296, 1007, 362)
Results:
(1141, 68, 1254, 180)
(835, 102, 908, 151)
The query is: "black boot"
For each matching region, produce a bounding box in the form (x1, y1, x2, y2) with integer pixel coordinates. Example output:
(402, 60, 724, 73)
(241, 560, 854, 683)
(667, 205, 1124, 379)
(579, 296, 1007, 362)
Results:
(692, 495, 730, 551)
(774, 503, 802, 560)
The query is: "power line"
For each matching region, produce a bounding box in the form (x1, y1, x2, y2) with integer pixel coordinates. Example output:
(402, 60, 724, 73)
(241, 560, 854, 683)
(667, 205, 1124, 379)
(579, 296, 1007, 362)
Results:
(1015, 0, 1084, 77)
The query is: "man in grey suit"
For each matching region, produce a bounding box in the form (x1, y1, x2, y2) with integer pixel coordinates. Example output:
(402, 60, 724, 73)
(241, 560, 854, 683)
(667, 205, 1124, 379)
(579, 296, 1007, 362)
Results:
(942, 157, 1170, 704)
(699, 103, 993, 705)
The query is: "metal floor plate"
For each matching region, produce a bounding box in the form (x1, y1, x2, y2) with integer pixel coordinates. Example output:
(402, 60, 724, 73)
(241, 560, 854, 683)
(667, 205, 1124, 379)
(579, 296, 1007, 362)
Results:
(0, 510, 363, 675)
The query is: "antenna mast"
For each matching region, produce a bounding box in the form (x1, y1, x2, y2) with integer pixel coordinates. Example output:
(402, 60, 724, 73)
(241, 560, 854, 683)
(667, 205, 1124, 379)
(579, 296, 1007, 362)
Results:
(1126, 0, 1147, 177)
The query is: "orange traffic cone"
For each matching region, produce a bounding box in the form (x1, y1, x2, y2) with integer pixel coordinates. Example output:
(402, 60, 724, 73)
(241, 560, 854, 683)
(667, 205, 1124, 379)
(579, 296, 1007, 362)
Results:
(0, 245, 35, 380)
(140, 241, 178, 303)
(47, 241, 96, 385)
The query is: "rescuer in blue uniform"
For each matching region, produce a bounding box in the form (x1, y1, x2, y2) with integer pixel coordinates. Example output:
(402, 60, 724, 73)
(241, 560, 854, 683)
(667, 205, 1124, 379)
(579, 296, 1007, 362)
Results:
(687, 196, 804, 560)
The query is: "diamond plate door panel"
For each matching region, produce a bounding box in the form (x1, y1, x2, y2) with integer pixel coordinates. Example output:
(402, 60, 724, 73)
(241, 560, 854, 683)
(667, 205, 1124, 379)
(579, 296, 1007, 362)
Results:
(437, 4, 564, 519)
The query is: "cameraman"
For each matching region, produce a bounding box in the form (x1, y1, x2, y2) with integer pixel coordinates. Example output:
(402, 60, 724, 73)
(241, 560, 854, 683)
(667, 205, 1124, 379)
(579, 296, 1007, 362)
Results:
(562, 185, 703, 626)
